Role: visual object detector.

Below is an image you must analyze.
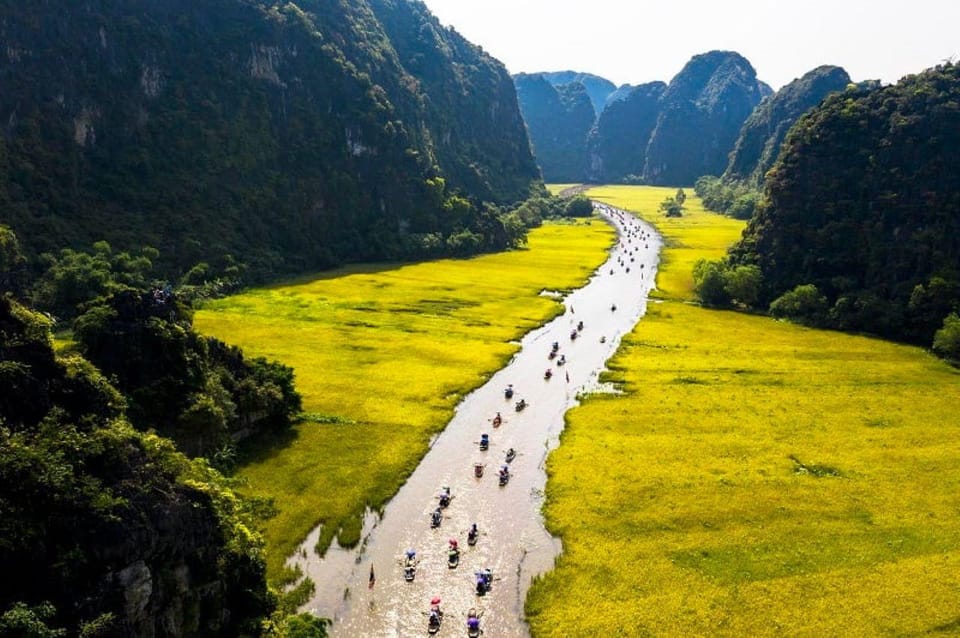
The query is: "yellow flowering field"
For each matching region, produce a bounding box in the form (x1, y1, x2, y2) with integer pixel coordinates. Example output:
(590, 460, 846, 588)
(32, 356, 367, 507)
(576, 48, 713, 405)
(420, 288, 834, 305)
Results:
(194, 221, 614, 577)
(525, 187, 960, 636)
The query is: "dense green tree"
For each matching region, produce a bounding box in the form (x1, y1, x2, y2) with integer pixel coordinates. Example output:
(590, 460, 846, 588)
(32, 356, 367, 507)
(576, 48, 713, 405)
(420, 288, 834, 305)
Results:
(769, 284, 828, 324)
(0, 296, 274, 635)
(932, 313, 960, 360)
(728, 62, 960, 348)
(75, 288, 301, 457)
(692, 259, 731, 306)
(563, 196, 595, 218)
(724, 264, 763, 306)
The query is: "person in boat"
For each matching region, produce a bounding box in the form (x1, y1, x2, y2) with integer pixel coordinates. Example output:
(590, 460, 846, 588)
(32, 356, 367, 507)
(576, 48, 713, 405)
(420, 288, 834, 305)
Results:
(611, 304, 617, 312)
(405, 548, 417, 563)
(515, 399, 526, 411)
(479, 433, 489, 448)
(499, 465, 509, 480)
(544, 368, 552, 379)
(577, 320, 583, 331)
(492, 411, 502, 426)
(467, 609, 481, 633)
(551, 341, 559, 352)
(600, 336, 606, 343)
(482, 568, 493, 587)
(431, 509, 442, 526)
(438, 486, 451, 507)
(468, 522, 479, 538)
(558, 354, 566, 365)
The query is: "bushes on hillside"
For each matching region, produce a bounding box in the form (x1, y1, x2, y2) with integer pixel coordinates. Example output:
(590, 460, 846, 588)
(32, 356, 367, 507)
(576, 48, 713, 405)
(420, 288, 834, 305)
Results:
(692, 259, 762, 308)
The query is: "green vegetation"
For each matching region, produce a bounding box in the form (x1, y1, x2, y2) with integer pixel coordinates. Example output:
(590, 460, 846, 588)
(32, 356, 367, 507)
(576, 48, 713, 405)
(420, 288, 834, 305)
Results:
(525, 186, 960, 636)
(0, 297, 273, 636)
(0, 0, 541, 281)
(194, 221, 615, 577)
(722, 65, 851, 188)
(728, 63, 960, 350)
(694, 175, 760, 220)
(75, 288, 301, 459)
(642, 51, 765, 186)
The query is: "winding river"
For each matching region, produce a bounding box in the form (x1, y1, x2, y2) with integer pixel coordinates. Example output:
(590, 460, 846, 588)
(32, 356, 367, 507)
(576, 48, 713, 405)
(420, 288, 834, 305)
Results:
(292, 205, 661, 636)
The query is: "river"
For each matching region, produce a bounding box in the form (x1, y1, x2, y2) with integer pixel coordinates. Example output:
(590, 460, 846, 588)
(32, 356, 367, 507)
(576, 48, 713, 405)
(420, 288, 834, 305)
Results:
(291, 205, 661, 637)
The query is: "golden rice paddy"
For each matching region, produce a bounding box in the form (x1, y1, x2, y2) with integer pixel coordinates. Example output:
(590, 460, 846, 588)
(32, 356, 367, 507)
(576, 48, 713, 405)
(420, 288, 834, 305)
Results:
(193, 221, 614, 578)
(524, 186, 960, 636)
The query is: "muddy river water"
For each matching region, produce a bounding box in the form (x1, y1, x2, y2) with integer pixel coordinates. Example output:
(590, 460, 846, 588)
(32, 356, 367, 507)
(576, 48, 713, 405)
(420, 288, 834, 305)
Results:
(292, 205, 662, 637)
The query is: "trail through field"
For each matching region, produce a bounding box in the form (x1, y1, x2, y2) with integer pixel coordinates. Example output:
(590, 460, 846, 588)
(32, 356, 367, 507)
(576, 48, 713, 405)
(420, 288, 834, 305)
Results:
(293, 205, 661, 637)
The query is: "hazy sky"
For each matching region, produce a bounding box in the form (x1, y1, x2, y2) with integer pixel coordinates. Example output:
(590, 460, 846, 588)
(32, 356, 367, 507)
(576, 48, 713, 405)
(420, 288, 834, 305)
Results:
(419, 0, 960, 90)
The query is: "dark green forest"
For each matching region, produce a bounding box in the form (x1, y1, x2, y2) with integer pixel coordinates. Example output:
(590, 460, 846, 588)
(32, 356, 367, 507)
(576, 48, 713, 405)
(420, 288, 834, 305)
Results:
(0, 0, 542, 282)
(0, 296, 281, 636)
(714, 63, 960, 353)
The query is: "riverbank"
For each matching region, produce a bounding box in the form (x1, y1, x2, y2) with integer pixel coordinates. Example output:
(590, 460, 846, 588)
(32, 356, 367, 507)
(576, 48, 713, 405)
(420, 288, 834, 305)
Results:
(525, 186, 960, 636)
(193, 221, 615, 579)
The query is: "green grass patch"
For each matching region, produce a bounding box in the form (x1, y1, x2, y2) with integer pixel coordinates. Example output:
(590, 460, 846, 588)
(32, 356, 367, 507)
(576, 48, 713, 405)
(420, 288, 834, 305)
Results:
(525, 186, 960, 637)
(194, 221, 614, 579)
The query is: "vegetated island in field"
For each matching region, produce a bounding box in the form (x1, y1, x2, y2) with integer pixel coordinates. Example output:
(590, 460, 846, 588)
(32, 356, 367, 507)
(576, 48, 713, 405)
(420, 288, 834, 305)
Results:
(193, 220, 615, 580)
(525, 185, 960, 636)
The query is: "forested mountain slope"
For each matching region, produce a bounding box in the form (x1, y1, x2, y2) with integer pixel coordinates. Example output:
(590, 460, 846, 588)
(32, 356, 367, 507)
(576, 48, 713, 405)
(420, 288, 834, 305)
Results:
(0, 0, 541, 279)
(0, 297, 272, 636)
(723, 65, 851, 187)
(586, 82, 666, 183)
(729, 63, 960, 344)
(643, 50, 765, 185)
(514, 73, 596, 182)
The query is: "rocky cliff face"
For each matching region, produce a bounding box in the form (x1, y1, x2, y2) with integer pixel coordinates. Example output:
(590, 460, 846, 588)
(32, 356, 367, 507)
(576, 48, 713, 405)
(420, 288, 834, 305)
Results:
(586, 81, 666, 182)
(723, 65, 851, 186)
(643, 50, 766, 185)
(0, 0, 540, 277)
(539, 71, 617, 118)
(514, 73, 595, 182)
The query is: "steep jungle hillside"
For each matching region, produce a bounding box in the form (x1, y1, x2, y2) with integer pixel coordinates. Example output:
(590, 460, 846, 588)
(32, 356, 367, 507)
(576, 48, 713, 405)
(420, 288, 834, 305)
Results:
(723, 65, 851, 187)
(0, 0, 540, 279)
(729, 63, 960, 345)
(586, 82, 666, 182)
(538, 71, 617, 117)
(514, 73, 595, 182)
(0, 297, 273, 636)
(643, 50, 765, 185)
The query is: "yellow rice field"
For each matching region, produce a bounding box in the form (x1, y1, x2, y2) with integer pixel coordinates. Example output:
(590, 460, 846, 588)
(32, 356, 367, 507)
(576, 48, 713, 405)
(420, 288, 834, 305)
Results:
(194, 221, 614, 578)
(524, 187, 960, 636)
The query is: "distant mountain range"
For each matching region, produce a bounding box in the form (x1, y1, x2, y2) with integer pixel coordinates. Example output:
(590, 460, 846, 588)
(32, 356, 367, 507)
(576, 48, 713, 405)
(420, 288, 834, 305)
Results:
(514, 52, 850, 186)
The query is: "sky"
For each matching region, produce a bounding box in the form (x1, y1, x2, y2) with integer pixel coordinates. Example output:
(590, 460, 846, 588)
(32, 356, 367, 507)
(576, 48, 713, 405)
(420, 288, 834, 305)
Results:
(419, 0, 960, 90)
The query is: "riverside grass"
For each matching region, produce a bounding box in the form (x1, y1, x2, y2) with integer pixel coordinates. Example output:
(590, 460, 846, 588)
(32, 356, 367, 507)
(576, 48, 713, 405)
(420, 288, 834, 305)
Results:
(525, 186, 960, 636)
(193, 221, 614, 579)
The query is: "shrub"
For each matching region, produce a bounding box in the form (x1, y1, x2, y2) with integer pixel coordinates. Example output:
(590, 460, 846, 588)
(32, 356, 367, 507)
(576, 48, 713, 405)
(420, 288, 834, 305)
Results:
(932, 312, 960, 360)
(769, 284, 828, 323)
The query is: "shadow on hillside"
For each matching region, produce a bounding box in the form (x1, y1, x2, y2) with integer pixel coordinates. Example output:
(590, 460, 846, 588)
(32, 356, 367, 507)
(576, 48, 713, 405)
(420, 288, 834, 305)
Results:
(235, 425, 301, 468)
